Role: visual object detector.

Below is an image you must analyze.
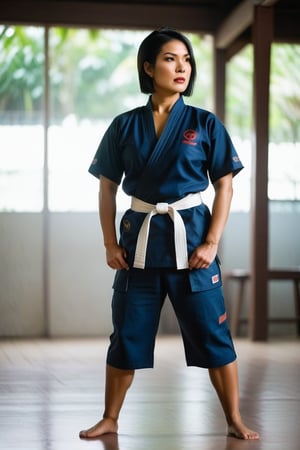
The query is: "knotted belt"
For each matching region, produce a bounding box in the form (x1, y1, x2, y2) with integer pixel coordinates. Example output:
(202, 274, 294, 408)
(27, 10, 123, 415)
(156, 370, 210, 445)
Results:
(131, 192, 203, 269)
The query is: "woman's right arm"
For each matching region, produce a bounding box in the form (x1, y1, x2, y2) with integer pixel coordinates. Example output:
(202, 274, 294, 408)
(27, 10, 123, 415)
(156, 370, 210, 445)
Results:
(99, 175, 129, 270)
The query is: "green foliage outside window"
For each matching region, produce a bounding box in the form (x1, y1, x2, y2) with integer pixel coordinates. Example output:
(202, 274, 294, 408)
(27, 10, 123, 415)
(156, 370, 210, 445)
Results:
(0, 26, 44, 122)
(0, 26, 213, 123)
(1, 24, 300, 140)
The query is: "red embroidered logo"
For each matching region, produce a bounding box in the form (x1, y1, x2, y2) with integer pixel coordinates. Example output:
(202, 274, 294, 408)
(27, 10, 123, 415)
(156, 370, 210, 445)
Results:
(212, 274, 219, 284)
(218, 312, 227, 324)
(182, 129, 198, 146)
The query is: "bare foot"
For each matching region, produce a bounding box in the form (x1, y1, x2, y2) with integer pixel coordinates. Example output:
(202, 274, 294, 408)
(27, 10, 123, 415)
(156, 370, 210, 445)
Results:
(228, 421, 260, 440)
(79, 417, 118, 439)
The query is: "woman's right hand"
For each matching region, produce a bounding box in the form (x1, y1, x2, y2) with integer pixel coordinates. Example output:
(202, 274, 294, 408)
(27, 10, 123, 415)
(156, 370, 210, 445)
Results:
(105, 243, 129, 270)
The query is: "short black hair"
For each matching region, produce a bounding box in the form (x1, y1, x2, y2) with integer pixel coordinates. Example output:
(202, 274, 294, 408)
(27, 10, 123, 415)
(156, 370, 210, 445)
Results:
(137, 28, 196, 96)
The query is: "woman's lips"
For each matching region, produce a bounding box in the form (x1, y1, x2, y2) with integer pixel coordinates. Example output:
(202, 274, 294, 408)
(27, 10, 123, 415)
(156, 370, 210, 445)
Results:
(174, 77, 186, 83)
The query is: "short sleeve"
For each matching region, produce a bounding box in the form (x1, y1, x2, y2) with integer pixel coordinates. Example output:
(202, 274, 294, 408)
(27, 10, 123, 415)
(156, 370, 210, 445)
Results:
(206, 114, 244, 183)
(88, 118, 124, 184)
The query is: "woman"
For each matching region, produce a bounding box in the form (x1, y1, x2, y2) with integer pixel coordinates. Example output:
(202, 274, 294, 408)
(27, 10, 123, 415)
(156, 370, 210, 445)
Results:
(79, 28, 259, 440)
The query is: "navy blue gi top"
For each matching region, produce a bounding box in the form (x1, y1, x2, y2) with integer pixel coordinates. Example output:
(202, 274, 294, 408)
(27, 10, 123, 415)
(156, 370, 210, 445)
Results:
(89, 96, 243, 291)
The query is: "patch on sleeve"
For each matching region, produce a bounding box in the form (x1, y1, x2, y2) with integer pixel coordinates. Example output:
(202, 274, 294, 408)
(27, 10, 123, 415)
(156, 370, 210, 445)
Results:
(218, 312, 227, 325)
(91, 158, 98, 165)
(211, 274, 219, 284)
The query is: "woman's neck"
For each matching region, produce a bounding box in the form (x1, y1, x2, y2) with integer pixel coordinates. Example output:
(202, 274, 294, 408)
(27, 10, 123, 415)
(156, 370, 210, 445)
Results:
(150, 93, 180, 114)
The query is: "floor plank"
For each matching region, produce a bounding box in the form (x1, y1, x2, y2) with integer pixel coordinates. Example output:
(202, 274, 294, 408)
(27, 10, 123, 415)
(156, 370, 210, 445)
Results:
(0, 337, 299, 449)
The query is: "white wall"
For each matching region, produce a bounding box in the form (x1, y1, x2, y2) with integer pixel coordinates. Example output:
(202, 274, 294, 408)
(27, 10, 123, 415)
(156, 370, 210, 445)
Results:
(0, 203, 299, 338)
(48, 212, 114, 337)
(0, 213, 44, 336)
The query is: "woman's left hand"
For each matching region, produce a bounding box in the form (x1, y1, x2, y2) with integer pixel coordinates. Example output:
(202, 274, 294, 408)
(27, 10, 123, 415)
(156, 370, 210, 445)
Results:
(188, 242, 218, 270)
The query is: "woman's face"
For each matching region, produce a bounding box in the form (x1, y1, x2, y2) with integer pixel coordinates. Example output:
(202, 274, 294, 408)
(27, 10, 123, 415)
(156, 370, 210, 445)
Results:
(144, 39, 192, 95)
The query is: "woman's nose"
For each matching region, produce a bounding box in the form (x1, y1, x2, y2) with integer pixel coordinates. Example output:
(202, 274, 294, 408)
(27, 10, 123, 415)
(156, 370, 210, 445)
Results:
(176, 64, 185, 73)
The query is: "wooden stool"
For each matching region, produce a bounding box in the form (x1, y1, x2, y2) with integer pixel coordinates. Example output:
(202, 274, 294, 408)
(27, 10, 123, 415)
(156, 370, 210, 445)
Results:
(223, 268, 300, 337)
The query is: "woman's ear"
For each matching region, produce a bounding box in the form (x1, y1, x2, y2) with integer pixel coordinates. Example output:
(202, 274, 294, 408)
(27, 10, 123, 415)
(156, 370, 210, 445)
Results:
(143, 61, 153, 77)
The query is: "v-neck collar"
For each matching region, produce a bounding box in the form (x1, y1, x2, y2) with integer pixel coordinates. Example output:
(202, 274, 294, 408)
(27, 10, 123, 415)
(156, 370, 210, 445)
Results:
(144, 95, 185, 142)
(135, 96, 187, 201)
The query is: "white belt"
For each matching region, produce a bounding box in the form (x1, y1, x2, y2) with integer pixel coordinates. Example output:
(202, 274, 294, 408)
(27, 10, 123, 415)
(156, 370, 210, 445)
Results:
(131, 192, 202, 269)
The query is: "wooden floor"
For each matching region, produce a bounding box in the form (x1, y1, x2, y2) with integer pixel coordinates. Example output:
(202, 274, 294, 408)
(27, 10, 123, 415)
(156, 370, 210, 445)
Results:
(0, 336, 299, 450)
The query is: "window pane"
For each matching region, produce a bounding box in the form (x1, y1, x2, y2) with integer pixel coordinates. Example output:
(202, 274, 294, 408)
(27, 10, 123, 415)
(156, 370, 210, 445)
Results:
(0, 25, 44, 212)
(48, 28, 148, 212)
(269, 44, 300, 201)
(226, 45, 253, 212)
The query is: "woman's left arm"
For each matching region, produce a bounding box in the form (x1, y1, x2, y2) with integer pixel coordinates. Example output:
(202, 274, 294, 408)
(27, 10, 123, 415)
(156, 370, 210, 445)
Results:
(188, 173, 233, 270)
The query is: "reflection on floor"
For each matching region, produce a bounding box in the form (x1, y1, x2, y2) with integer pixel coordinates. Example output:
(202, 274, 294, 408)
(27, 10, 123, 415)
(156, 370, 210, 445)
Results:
(0, 336, 299, 450)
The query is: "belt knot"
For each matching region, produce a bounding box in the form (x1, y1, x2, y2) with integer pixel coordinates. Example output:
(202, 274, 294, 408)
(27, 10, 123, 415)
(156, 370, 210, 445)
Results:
(156, 203, 169, 214)
(131, 192, 203, 269)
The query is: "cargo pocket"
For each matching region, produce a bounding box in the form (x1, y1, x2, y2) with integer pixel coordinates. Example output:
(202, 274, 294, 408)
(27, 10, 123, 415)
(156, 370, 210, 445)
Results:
(112, 269, 129, 292)
(188, 257, 222, 292)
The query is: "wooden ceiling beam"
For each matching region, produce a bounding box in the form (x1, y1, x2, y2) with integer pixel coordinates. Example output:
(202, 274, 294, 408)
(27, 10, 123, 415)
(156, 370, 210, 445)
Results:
(215, 0, 282, 50)
(256, 0, 280, 6)
(0, 0, 222, 33)
(1, 0, 299, 44)
(215, 0, 253, 49)
(225, 31, 251, 60)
